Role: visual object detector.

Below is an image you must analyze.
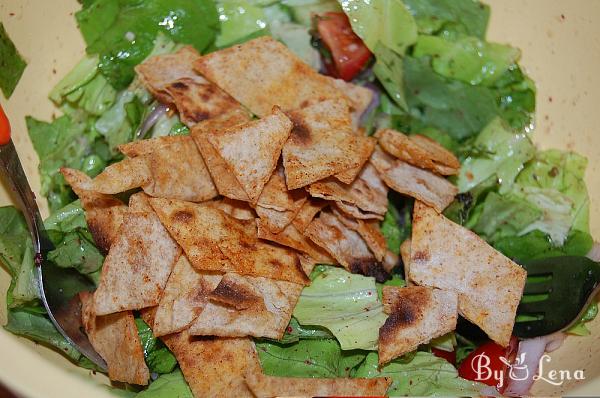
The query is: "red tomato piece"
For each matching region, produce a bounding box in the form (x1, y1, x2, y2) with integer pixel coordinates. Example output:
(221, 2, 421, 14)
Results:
(316, 12, 372, 81)
(431, 347, 456, 365)
(0, 104, 11, 145)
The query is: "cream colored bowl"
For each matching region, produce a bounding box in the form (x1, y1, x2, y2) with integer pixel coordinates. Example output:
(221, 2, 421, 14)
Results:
(0, 0, 599, 397)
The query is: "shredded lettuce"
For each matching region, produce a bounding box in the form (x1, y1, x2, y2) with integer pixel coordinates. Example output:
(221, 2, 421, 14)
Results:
(0, 22, 27, 98)
(135, 319, 178, 375)
(293, 265, 387, 350)
(402, 0, 489, 38)
(355, 351, 484, 396)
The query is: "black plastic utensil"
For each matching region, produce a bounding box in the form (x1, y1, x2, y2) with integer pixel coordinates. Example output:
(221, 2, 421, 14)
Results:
(0, 104, 106, 370)
(514, 255, 600, 338)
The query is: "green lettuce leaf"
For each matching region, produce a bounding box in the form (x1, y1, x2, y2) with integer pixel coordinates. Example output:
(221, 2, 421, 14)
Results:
(354, 351, 484, 396)
(494, 229, 593, 262)
(135, 369, 192, 398)
(457, 117, 535, 193)
(381, 198, 412, 255)
(567, 301, 598, 336)
(76, 0, 219, 89)
(256, 338, 366, 378)
(414, 35, 520, 86)
(285, 0, 341, 27)
(215, 0, 269, 48)
(293, 265, 387, 350)
(136, 318, 178, 374)
(402, 0, 489, 38)
(0, 22, 27, 98)
(340, 0, 418, 55)
(277, 317, 334, 344)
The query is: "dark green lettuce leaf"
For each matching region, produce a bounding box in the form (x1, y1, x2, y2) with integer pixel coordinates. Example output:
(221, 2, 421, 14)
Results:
(135, 318, 177, 374)
(76, 0, 219, 89)
(0, 23, 27, 98)
(256, 338, 366, 378)
(135, 369, 192, 398)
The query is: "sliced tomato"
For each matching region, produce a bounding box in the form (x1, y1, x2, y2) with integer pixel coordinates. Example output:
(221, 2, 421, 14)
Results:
(431, 348, 456, 365)
(0, 103, 11, 145)
(316, 12, 372, 81)
(458, 337, 518, 393)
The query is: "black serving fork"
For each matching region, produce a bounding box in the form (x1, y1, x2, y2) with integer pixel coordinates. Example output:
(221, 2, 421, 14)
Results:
(0, 104, 106, 370)
(514, 255, 600, 338)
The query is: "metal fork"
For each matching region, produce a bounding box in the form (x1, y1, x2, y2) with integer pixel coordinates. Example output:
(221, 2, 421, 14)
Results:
(514, 255, 600, 338)
(0, 104, 106, 370)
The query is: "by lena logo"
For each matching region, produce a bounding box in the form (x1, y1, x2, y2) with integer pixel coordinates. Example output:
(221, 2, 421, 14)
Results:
(471, 352, 585, 388)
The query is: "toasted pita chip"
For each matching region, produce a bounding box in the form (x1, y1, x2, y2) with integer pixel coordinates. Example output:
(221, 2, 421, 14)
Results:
(383, 250, 399, 274)
(376, 129, 460, 176)
(305, 212, 389, 282)
(257, 218, 333, 263)
(142, 136, 218, 202)
(208, 198, 256, 220)
(149, 198, 309, 285)
(194, 36, 349, 117)
(292, 198, 327, 233)
(255, 205, 299, 234)
(91, 156, 152, 194)
(282, 100, 375, 189)
(191, 110, 253, 201)
(136, 46, 242, 126)
(119, 136, 183, 158)
(409, 201, 527, 346)
(245, 371, 391, 398)
(331, 79, 375, 129)
(307, 162, 388, 219)
(298, 253, 319, 276)
(206, 108, 292, 202)
(370, 147, 457, 213)
(80, 292, 149, 385)
(257, 165, 307, 212)
(190, 275, 303, 339)
(378, 286, 458, 365)
(333, 209, 387, 262)
(334, 129, 377, 184)
(400, 238, 412, 285)
(93, 211, 181, 315)
(153, 256, 221, 336)
(61, 168, 128, 253)
(128, 192, 153, 212)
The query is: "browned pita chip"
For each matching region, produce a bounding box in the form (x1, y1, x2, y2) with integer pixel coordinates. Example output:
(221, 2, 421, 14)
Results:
(334, 129, 377, 185)
(149, 198, 309, 285)
(376, 129, 460, 176)
(298, 253, 319, 276)
(305, 212, 389, 282)
(257, 165, 307, 212)
(135, 46, 243, 126)
(80, 292, 149, 385)
(255, 205, 299, 234)
(331, 79, 374, 129)
(292, 198, 327, 233)
(370, 147, 457, 213)
(194, 36, 349, 117)
(128, 192, 153, 212)
(61, 168, 128, 253)
(206, 108, 292, 202)
(409, 201, 527, 347)
(400, 238, 412, 285)
(333, 209, 387, 262)
(190, 275, 303, 339)
(93, 211, 181, 315)
(307, 162, 388, 219)
(153, 255, 221, 336)
(282, 100, 375, 189)
(191, 110, 253, 201)
(119, 136, 183, 158)
(142, 136, 217, 202)
(91, 156, 151, 194)
(256, 218, 333, 263)
(208, 198, 256, 220)
(378, 286, 458, 365)
(245, 371, 391, 398)
(383, 250, 399, 274)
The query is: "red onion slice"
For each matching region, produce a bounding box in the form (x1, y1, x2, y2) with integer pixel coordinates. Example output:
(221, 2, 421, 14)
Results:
(135, 103, 168, 140)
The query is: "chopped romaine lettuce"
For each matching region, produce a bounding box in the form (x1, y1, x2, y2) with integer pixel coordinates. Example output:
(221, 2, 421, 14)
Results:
(285, 0, 341, 26)
(0, 22, 27, 98)
(381, 205, 402, 255)
(76, 0, 219, 89)
(135, 369, 192, 398)
(430, 332, 456, 352)
(567, 302, 598, 336)
(277, 317, 334, 344)
(340, 0, 417, 55)
(136, 318, 178, 374)
(373, 44, 408, 111)
(215, 0, 269, 48)
(354, 351, 484, 396)
(256, 338, 366, 378)
(494, 229, 593, 262)
(457, 117, 535, 193)
(414, 35, 520, 86)
(293, 265, 387, 350)
(402, 0, 489, 38)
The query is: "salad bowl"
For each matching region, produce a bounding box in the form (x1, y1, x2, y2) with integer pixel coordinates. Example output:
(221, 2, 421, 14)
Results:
(0, 0, 599, 397)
